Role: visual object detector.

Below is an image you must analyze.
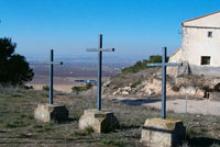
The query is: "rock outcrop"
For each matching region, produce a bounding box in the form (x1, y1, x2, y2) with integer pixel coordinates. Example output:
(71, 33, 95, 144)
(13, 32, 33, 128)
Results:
(104, 68, 220, 99)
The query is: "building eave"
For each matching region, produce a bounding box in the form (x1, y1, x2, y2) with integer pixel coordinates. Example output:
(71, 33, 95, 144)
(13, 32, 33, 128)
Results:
(182, 24, 220, 30)
(183, 11, 220, 24)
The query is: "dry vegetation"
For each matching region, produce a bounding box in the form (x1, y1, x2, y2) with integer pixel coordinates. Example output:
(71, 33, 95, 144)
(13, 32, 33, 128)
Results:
(0, 87, 219, 146)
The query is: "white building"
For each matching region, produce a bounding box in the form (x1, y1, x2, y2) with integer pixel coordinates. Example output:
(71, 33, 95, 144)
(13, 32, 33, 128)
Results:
(170, 11, 220, 76)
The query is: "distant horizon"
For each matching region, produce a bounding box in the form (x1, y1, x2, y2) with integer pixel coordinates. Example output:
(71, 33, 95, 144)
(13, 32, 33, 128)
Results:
(26, 52, 152, 66)
(1, 0, 220, 62)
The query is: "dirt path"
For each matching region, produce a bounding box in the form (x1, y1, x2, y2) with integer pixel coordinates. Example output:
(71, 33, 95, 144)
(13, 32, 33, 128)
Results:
(145, 99, 220, 116)
(115, 98, 220, 116)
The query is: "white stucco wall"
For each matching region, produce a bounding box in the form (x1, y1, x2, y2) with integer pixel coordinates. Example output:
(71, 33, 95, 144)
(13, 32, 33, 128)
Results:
(169, 48, 182, 63)
(170, 12, 220, 67)
(181, 27, 220, 67)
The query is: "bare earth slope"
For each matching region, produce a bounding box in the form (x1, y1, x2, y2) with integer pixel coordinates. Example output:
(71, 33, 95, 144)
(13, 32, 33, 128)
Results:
(104, 68, 220, 116)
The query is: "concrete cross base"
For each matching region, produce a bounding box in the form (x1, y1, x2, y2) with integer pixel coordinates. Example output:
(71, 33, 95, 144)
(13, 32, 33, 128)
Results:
(140, 118, 186, 147)
(79, 109, 119, 133)
(34, 104, 69, 123)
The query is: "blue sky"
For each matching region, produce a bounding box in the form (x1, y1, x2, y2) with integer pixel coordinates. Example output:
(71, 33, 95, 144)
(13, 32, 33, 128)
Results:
(0, 0, 220, 62)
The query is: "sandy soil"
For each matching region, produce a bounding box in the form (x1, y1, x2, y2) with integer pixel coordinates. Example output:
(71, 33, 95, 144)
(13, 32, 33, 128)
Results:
(31, 84, 74, 93)
(29, 76, 99, 93)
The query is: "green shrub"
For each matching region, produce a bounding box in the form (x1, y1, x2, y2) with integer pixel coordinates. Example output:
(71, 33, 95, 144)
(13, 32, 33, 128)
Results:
(42, 85, 49, 91)
(72, 83, 93, 94)
(121, 55, 163, 74)
(84, 126, 94, 134)
(73, 127, 94, 136)
(149, 55, 162, 63)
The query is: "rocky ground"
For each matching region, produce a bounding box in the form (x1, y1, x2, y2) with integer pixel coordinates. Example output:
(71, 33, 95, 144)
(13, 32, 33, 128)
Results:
(101, 67, 220, 118)
(103, 67, 220, 101)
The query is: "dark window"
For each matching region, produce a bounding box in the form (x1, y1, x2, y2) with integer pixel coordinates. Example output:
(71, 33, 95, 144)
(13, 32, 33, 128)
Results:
(208, 31, 213, 38)
(201, 56, 211, 65)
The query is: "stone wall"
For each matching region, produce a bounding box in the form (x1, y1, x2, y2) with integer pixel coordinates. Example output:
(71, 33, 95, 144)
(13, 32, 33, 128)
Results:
(189, 65, 220, 76)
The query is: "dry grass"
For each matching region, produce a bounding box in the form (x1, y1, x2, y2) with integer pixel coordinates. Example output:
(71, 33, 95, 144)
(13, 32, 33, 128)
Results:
(0, 87, 219, 146)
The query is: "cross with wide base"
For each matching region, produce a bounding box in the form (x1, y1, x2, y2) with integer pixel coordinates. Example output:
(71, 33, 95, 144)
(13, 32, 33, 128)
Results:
(140, 47, 186, 147)
(79, 34, 119, 133)
(148, 47, 182, 119)
(34, 49, 69, 123)
(87, 34, 115, 111)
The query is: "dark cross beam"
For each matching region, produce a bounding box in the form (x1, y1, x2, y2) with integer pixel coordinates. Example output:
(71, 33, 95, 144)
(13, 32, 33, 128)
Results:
(87, 34, 115, 111)
(148, 47, 182, 119)
(48, 49, 63, 104)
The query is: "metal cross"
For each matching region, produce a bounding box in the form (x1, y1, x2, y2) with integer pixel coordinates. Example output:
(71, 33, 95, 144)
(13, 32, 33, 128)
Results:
(48, 49, 63, 104)
(87, 34, 115, 111)
(148, 47, 182, 119)
(49, 49, 54, 104)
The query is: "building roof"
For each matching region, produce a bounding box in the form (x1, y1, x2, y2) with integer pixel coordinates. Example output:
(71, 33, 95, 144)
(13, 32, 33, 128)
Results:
(182, 11, 220, 29)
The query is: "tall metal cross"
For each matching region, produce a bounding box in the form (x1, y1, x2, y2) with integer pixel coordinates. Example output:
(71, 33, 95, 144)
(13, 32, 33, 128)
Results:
(49, 49, 54, 104)
(87, 34, 115, 111)
(148, 47, 182, 119)
(48, 49, 63, 104)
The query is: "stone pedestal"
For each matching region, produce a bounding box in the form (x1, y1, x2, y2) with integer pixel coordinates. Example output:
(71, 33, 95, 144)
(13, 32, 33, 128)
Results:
(79, 109, 119, 133)
(34, 104, 69, 123)
(140, 118, 186, 147)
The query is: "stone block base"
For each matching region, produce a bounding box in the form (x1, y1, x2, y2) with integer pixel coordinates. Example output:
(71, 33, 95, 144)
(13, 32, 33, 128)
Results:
(34, 104, 69, 123)
(140, 118, 186, 147)
(79, 109, 119, 133)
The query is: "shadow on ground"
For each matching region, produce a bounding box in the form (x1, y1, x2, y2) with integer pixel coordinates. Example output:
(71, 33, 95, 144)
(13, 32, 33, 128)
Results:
(189, 137, 220, 147)
(112, 98, 161, 106)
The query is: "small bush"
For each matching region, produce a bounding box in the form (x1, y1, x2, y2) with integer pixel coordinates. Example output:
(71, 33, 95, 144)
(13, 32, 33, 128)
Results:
(72, 83, 93, 94)
(73, 127, 94, 136)
(42, 85, 49, 91)
(172, 85, 180, 92)
(84, 126, 94, 134)
(149, 55, 162, 63)
(214, 83, 220, 92)
(23, 85, 33, 90)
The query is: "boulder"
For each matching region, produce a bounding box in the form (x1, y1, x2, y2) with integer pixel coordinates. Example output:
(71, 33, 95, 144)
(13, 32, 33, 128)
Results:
(179, 86, 205, 98)
(121, 91, 129, 96)
(122, 86, 132, 91)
